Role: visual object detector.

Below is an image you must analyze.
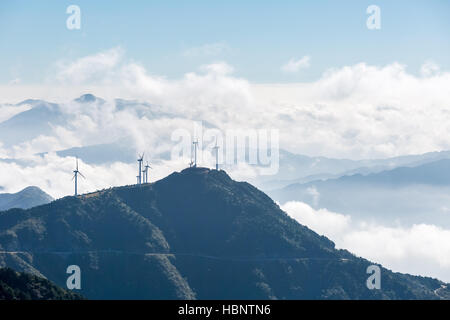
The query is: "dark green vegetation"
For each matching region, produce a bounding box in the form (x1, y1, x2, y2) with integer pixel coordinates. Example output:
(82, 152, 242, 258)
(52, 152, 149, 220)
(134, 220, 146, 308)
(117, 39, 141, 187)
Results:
(0, 168, 448, 299)
(0, 267, 83, 300)
(0, 186, 53, 211)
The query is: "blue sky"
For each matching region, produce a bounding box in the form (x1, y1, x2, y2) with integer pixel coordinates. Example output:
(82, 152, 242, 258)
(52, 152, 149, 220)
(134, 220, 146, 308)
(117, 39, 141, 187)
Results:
(1, 0, 449, 83)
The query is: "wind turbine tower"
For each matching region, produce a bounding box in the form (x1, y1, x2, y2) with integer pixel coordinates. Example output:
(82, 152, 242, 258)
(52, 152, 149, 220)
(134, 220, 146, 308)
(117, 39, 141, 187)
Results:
(143, 162, 151, 183)
(72, 157, 85, 196)
(189, 143, 194, 168)
(137, 153, 144, 184)
(213, 138, 220, 170)
(192, 140, 198, 167)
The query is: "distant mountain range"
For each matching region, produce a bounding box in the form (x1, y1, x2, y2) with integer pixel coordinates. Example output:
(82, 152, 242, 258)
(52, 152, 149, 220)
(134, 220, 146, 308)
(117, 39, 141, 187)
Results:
(252, 149, 450, 191)
(0, 99, 66, 148)
(269, 159, 450, 228)
(0, 186, 53, 211)
(0, 94, 176, 164)
(0, 267, 83, 300)
(4, 94, 450, 177)
(0, 94, 175, 149)
(0, 168, 448, 299)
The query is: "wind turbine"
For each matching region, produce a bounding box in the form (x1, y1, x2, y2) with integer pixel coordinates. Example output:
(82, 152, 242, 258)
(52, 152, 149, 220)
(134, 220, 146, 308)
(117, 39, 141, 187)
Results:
(143, 162, 152, 184)
(137, 153, 144, 184)
(72, 157, 85, 196)
(189, 142, 194, 168)
(212, 137, 220, 170)
(192, 140, 198, 167)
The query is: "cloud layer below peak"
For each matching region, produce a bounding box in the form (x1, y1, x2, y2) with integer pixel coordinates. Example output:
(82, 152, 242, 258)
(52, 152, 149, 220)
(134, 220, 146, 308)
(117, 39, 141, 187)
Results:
(281, 201, 450, 282)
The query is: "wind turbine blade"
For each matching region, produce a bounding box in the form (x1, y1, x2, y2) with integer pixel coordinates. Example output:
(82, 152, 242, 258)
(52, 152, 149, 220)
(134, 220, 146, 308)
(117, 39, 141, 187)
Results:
(79, 172, 86, 179)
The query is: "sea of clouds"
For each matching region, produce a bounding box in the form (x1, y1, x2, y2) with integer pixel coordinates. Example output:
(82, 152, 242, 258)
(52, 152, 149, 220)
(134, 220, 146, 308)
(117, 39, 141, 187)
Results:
(281, 201, 450, 283)
(1, 47, 450, 283)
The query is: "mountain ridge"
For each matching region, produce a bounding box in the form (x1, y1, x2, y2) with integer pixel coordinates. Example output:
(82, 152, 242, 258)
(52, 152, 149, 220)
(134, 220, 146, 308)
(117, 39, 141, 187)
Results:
(0, 186, 53, 211)
(0, 167, 448, 299)
(280, 158, 450, 189)
(269, 159, 450, 228)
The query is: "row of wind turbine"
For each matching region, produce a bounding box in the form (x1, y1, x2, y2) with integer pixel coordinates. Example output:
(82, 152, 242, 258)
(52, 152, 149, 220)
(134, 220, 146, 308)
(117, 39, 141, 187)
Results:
(71, 138, 221, 197)
(137, 153, 152, 185)
(190, 138, 220, 170)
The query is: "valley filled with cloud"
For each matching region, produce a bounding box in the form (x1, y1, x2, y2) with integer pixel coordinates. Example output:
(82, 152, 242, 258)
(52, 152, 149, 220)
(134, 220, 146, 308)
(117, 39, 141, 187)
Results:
(282, 201, 450, 282)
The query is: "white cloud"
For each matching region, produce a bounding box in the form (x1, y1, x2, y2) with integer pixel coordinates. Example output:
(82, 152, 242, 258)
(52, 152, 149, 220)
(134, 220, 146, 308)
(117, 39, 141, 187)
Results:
(199, 62, 234, 75)
(9, 78, 20, 85)
(281, 56, 311, 73)
(2, 50, 450, 163)
(253, 62, 450, 159)
(281, 201, 350, 240)
(55, 47, 123, 84)
(421, 60, 440, 77)
(281, 201, 450, 282)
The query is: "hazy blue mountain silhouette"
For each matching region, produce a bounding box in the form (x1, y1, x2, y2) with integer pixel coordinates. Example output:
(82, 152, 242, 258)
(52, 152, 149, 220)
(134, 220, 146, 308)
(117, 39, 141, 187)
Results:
(0, 100, 65, 147)
(74, 93, 105, 104)
(0, 186, 53, 211)
(115, 98, 177, 119)
(254, 149, 450, 190)
(0, 95, 177, 164)
(270, 159, 450, 227)
(0, 168, 448, 299)
(55, 140, 138, 164)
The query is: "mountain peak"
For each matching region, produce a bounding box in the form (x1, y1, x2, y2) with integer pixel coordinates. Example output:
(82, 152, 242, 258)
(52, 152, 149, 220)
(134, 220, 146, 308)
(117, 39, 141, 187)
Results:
(0, 186, 53, 211)
(178, 167, 230, 179)
(74, 94, 104, 104)
(0, 170, 449, 299)
(160, 167, 233, 186)
(180, 166, 211, 173)
(20, 185, 46, 193)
